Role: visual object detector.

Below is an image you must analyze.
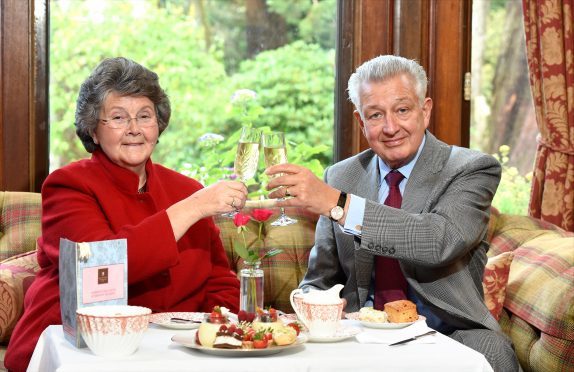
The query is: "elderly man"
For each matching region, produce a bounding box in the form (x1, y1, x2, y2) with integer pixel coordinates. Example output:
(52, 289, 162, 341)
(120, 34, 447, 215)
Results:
(267, 55, 519, 371)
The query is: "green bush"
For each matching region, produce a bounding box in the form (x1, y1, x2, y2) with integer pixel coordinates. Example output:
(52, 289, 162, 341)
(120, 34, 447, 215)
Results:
(50, 1, 334, 186)
(492, 145, 532, 215)
(230, 41, 335, 166)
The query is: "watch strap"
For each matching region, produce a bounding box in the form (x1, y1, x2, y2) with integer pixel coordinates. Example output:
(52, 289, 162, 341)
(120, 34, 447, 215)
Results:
(337, 191, 347, 209)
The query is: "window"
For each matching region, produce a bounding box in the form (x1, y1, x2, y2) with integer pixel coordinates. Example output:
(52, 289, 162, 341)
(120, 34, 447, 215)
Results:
(49, 0, 336, 193)
(470, 0, 536, 214)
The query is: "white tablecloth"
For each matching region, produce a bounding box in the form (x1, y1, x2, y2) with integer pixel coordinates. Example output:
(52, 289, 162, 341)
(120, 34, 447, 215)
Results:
(28, 320, 493, 372)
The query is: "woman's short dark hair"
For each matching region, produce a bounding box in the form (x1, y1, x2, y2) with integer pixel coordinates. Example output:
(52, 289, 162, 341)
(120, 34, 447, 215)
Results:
(75, 57, 171, 152)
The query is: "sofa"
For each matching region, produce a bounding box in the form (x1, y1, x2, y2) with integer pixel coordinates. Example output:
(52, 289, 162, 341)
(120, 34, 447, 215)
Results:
(1, 191, 573, 371)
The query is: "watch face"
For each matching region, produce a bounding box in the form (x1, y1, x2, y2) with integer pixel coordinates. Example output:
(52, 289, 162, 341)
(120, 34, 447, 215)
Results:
(330, 206, 344, 221)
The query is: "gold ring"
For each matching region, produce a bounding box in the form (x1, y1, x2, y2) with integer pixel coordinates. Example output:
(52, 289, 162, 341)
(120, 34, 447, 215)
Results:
(231, 198, 236, 208)
(285, 187, 291, 197)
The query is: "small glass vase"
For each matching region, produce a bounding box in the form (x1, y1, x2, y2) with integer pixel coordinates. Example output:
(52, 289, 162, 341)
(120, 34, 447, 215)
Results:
(239, 260, 264, 314)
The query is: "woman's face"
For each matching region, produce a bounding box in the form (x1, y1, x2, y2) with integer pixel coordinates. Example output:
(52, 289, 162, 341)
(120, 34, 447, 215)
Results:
(92, 92, 159, 175)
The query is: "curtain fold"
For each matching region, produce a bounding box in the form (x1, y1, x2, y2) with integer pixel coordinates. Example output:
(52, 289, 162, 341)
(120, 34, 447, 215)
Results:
(522, 0, 574, 231)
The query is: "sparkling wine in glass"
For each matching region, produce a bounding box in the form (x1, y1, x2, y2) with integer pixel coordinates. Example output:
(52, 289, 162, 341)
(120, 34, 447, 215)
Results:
(262, 131, 297, 226)
(223, 126, 261, 218)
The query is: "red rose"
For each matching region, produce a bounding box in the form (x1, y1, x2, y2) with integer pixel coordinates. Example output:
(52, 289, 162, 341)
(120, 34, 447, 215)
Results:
(251, 209, 274, 222)
(233, 212, 251, 227)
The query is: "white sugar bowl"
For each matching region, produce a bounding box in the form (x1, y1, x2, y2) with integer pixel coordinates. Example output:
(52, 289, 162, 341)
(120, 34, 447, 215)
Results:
(76, 305, 151, 357)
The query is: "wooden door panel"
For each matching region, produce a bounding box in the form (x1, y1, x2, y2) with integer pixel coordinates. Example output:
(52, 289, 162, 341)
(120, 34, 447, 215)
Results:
(336, 0, 471, 161)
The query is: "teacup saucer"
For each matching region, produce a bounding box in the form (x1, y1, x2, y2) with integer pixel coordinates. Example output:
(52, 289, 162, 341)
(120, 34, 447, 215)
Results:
(307, 326, 361, 343)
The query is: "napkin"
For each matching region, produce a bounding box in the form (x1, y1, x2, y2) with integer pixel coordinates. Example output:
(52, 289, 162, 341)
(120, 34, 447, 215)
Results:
(356, 320, 437, 345)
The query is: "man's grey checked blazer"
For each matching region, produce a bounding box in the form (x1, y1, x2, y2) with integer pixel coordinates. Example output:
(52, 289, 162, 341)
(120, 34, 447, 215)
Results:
(300, 131, 503, 333)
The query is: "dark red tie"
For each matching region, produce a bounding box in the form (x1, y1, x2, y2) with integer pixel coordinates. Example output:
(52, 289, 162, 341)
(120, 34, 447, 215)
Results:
(374, 170, 408, 310)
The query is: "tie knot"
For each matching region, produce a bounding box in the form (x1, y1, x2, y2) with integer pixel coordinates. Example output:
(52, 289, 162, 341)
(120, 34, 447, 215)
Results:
(385, 171, 404, 187)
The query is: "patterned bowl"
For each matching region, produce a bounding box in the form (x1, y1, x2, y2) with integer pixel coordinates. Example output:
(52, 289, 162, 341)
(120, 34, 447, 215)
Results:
(76, 305, 151, 357)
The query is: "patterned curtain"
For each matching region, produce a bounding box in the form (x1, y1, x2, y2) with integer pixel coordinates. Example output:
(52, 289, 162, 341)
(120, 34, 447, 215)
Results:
(522, 0, 574, 232)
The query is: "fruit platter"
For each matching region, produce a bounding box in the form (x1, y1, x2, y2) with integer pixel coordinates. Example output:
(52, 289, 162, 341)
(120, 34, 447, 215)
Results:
(171, 306, 307, 356)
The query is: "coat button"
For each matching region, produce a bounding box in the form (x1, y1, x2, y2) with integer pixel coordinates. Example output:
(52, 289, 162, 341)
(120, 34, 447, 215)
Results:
(389, 247, 396, 254)
(382, 246, 388, 253)
(368, 242, 374, 249)
(375, 244, 381, 251)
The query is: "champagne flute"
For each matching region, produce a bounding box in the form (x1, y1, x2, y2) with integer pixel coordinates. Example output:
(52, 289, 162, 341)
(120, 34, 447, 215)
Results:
(262, 132, 297, 226)
(223, 126, 261, 218)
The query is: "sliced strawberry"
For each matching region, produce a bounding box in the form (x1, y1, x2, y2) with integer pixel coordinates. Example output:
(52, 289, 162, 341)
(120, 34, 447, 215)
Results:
(253, 339, 268, 349)
(287, 322, 301, 336)
(269, 308, 278, 321)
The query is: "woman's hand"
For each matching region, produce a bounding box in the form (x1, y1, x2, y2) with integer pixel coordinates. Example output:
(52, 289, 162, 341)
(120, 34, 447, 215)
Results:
(190, 180, 248, 218)
(167, 180, 247, 241)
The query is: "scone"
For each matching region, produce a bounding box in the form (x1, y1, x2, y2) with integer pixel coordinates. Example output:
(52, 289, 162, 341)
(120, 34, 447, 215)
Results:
(383, 300, 418, 323)
(272, 325, 297, 346)
(358, 307, 388, 323)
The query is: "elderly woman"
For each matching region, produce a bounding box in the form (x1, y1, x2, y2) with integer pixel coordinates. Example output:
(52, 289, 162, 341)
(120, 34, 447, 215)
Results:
(5, 57, 245, 372)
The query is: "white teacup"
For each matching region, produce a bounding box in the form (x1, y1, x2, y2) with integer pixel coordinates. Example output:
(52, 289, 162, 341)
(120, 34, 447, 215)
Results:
(290, 287, 344, 338)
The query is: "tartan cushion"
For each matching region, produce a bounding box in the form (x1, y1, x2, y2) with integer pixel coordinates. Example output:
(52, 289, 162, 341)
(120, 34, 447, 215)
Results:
(504, 234, 574, 341)
(0, 191, 42, 261)
(487, 212, 571, 257)
(215, 207, 318, 313)
(499, 310, 574, 371)
(482, 251, 514, 320)
(0, 250, 39, 344)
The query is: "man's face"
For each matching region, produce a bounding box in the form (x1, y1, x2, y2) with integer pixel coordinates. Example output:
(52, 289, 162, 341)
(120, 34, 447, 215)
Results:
(354, 74, 432, 169)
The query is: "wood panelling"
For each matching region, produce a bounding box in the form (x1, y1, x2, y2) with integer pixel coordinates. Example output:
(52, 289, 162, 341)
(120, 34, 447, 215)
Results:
(0, 0, 48, 192)
(336, 0, 471, 160)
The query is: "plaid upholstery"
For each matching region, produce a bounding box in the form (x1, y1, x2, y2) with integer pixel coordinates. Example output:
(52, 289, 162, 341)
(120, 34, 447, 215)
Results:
(0, 191, 41, 261)
(487, 210, 574, 372)
(0, 250, 39, 344)
(215, 208, 318, 313)
(499, 309, 574, 371)
(482, 251, 514, 320)
(505, 235, 574, 339)
(1, 193, 572, 372)
(487, 208, 571, 257)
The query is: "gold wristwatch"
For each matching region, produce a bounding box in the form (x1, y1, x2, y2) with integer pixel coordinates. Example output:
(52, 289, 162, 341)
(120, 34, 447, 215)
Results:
(329, 191, 347, 221)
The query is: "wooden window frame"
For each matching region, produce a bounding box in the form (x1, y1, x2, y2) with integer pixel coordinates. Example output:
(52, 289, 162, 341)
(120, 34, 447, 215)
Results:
(0, 0, 470, 191)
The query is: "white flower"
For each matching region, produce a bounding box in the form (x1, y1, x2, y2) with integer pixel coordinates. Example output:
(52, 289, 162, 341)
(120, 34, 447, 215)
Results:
(231, 89, 257, 104)
(198, 133, 225, 146)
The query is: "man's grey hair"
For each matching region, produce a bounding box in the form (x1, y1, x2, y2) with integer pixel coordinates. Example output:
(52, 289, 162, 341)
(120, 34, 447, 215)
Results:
(347, 55, 428, 111)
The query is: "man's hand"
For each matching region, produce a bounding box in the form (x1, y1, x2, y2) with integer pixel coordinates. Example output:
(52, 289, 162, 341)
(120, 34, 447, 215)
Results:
(266, 163, 340, 217)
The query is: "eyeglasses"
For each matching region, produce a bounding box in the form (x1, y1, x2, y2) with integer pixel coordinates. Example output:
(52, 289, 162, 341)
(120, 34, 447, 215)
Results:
(99, 113, 157, 129)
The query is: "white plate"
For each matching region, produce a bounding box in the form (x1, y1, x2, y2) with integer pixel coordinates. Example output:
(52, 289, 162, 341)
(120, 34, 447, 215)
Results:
(171, 330, 307, 357)
(150, 312, 204, 330)
(307, 326, 361, 343)
(360, 316, 426, 330)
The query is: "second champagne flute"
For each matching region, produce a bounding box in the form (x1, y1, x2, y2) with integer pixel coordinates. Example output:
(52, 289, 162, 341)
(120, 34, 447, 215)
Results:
(223, 126, 261, 218)
(262, 131, 297, 226)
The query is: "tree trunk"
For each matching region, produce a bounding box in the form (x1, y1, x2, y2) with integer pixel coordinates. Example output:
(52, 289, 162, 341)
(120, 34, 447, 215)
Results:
(487, 0, 537, 174)
(245, 0, 288, 57)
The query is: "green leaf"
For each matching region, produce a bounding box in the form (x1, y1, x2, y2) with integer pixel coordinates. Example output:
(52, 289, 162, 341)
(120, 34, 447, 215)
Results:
(233, 240, 251, 261)
(262, 248, 283, 259)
